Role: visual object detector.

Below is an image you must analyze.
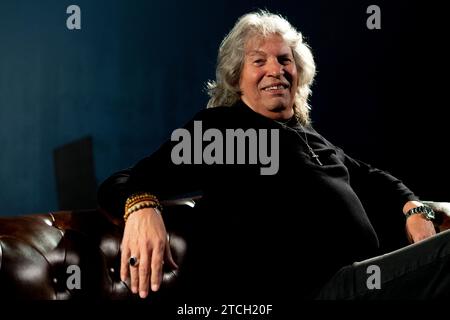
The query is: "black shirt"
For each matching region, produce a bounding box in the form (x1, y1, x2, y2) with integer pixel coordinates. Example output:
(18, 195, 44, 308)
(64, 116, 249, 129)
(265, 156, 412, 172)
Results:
(98, 99, 418, 298)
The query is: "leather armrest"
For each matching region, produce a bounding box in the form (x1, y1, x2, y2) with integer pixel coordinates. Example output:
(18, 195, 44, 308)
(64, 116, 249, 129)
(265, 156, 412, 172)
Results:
(0, 200, 194, 300)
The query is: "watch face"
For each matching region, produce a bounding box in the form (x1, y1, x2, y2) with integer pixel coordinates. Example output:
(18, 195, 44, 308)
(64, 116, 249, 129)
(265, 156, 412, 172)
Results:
(424, 207, 435, 220)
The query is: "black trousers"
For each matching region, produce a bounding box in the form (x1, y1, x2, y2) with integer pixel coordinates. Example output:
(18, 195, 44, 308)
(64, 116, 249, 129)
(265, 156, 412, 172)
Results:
(315, 229, 450, 299)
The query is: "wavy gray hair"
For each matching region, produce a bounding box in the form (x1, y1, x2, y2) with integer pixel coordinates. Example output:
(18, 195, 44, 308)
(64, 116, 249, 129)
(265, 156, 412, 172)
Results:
(206, 10, 316, 125)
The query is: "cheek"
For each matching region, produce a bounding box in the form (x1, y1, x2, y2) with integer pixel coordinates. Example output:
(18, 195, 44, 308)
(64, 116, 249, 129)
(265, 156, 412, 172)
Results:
(243, 76, 262, 93)
(240, 69, 255, 89)
(247, 66, 264, 81)
(290, 69, 299, 93)
(289, 66, 298, 81)
(240, 65, 265, 94)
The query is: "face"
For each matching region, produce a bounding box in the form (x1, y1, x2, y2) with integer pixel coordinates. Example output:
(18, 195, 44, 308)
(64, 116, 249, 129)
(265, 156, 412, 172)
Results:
(239, 34, 298, 120)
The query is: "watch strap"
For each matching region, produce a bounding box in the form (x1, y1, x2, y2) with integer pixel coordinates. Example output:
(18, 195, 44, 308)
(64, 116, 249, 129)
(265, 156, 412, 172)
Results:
(405, 205, 435, 220)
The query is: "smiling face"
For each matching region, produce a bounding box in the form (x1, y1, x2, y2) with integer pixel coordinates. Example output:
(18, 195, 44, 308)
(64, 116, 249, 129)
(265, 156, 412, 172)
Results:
(239, 34, 298, 120)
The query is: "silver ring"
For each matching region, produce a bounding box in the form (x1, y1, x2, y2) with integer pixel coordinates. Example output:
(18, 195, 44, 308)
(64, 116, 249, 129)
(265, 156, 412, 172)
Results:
(129, 256, 139, 267)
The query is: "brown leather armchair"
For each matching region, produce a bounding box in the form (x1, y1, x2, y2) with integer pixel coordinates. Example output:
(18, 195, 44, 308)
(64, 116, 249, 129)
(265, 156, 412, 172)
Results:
(1, 196, 449, 301)
(0, 198, 196, 300)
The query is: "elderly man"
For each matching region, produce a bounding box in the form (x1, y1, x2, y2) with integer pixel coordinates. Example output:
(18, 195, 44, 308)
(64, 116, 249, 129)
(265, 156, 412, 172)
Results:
(98, 10, 450, 301)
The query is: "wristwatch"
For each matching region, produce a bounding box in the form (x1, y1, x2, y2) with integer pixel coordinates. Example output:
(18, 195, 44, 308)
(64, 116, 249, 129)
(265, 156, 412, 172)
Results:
(405, 205, 435, 221)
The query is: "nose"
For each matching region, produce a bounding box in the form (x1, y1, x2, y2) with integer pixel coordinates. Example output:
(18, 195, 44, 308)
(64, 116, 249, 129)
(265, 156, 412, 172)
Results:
(266, 58, 284, 77)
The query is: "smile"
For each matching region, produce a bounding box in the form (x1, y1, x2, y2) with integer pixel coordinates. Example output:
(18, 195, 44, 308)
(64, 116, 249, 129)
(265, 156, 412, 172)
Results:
(262, 83, 289, 92)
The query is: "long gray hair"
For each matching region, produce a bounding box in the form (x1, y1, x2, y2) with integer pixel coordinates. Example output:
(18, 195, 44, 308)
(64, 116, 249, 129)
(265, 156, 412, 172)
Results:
(206, 10, 316, 125)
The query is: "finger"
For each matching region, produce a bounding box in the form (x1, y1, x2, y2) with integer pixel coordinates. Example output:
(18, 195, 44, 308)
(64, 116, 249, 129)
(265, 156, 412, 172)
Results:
(150, 241, 165, 292)
(138, 252, 150, 298)
(165, 234, 179, 269)
(130, 254, 140, 294)
(120, 241, 131, 282)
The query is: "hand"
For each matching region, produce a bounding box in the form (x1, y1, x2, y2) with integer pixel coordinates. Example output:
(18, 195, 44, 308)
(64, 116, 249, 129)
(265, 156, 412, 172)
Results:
(120, 207, 178, 299)
(406, 213, 436, 243)
(440, 214, 450, 232)
(422, 201, 450, 232)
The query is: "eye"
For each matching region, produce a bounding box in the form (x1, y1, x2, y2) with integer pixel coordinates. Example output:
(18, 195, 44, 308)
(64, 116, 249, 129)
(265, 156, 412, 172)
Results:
(279, 57, 292, 65)
(253, 59, 265, 66)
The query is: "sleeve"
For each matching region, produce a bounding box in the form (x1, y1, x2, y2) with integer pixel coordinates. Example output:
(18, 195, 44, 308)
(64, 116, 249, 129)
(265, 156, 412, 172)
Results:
(97, 109, 209, 218)
(341, 150, 419, 213)
(310, 124, 419, 213)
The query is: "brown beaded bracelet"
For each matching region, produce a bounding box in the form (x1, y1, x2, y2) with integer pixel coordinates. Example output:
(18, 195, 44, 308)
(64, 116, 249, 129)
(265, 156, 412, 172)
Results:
(124, 193, 162, 223)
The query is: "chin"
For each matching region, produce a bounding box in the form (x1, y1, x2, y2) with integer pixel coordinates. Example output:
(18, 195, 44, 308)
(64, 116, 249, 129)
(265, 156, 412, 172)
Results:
(264, 109, 293, 121)
(273, 112, 293, 120)
(267, 105, 294, 120)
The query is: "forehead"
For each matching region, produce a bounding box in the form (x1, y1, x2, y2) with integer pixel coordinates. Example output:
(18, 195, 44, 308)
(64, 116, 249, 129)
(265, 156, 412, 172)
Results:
(244, 34, 292, 56)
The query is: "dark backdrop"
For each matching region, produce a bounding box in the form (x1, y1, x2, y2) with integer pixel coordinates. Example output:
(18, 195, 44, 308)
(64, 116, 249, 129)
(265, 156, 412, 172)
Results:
(0, 0, 448, 216)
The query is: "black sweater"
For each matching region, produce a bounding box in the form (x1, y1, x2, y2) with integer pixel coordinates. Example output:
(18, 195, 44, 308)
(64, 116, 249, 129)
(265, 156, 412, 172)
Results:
(98, 100, 418, 298)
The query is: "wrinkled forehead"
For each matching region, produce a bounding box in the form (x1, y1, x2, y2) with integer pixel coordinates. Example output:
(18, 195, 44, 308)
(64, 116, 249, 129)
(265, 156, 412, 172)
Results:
(243, 33, 292, 55)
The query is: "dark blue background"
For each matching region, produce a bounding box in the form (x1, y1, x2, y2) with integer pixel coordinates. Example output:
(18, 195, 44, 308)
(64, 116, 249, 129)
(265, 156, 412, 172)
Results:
(0, 0, 448, 216)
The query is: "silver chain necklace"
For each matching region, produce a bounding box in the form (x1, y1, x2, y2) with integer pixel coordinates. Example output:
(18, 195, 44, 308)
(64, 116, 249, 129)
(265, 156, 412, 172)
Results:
(277, 120, 323, 166)
(298, 127, 323, 166)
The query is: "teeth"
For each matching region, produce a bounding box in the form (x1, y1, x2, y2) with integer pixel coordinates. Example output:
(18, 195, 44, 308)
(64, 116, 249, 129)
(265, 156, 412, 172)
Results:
(264, 85, 285, 91)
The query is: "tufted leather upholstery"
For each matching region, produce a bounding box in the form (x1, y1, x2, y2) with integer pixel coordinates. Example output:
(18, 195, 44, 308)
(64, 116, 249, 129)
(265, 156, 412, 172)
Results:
(0, 198, 196, 300)
(1, 197, 449, 300)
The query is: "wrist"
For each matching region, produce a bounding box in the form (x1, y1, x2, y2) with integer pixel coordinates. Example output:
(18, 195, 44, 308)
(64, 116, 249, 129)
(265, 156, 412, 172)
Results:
(403, 202, 436, 221)
(403, 200, 424, 215)
(124, 192, 162, 223)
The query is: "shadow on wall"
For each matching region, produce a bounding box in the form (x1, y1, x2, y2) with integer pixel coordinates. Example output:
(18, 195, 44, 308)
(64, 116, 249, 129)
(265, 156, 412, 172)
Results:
(54, 136, 97, 211)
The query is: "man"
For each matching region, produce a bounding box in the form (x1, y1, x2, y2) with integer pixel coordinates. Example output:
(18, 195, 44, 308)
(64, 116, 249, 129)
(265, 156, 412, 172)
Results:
(98, 10, 450, 300)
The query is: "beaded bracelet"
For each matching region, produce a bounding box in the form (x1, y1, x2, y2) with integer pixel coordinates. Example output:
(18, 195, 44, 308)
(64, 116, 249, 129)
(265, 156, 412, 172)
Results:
(124, 192, 163, 223)
(125, 193, 158, 207)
